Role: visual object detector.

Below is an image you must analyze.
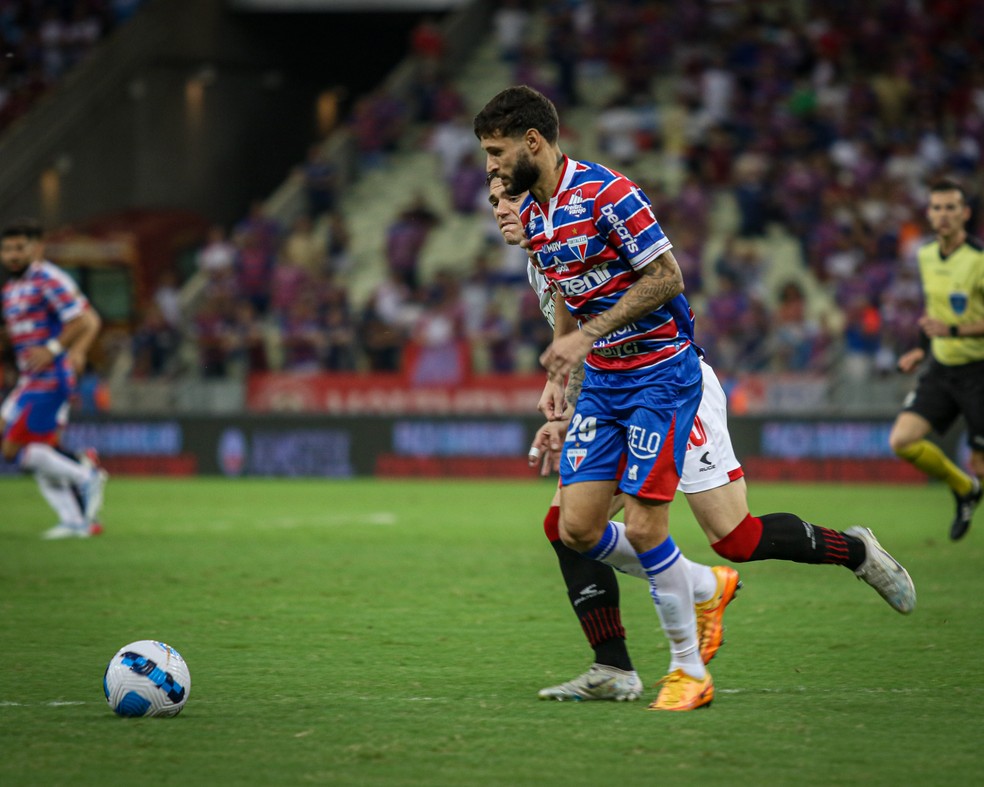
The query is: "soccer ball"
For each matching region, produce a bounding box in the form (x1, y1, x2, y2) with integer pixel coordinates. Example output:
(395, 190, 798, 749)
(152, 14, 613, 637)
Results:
(103, 640, 191, 717)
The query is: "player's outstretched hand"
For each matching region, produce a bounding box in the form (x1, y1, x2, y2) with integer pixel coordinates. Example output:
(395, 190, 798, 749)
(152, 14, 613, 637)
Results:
(537, 377, 566, 421)
(528, 419, 568, 476)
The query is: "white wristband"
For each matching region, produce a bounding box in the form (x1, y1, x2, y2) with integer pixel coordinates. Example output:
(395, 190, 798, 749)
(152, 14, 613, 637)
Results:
(45, 338, 64, 356)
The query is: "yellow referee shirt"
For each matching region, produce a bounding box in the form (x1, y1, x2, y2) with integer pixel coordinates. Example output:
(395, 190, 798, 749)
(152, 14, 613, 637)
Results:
(917, 235, 984, 365)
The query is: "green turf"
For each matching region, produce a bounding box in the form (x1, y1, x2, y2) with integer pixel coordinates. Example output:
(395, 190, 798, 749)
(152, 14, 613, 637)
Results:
(1, 477, 980, 786)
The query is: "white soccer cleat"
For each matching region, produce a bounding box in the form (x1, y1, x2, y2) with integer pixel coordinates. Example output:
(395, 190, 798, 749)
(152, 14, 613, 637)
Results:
(537, 664, 643, 702)
(42, 522, 91, 540)
(80, 467, 108, 523)
(846, 526, 916, 614)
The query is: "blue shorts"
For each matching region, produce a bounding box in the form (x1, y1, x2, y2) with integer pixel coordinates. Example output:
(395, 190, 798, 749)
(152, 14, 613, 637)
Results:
(1, 384, 70, 446)
(560, 351, 702, 501)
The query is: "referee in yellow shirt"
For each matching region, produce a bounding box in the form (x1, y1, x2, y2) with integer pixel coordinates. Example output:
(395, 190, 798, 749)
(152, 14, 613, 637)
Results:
(890, 178, 984, 540)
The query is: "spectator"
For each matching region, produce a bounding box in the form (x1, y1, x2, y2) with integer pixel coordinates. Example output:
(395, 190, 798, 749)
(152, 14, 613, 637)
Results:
(385, 194, 439, 291)
(279, 297, 326, 372)
(152, 269, 183, 330)
(235, 227, 275, 315)
(131, 302, 179, 378)
(192, 292, 231, 378)
(300, 143, 338, 217)
(223, 299, 269, 375)
(197, 224, 238, 277)
(282, 214, 326, 277)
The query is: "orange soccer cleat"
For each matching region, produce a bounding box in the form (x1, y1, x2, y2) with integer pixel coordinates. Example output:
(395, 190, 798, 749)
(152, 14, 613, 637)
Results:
(695, 565, 741, 664)
(647, 669, 714, 711)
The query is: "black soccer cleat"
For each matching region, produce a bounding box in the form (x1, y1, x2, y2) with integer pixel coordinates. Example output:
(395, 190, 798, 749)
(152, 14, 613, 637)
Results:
(950, 478, 982, 541)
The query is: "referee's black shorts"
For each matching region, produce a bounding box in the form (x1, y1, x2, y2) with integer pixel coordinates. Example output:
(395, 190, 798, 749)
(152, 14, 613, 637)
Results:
(904, 358, 984, 451)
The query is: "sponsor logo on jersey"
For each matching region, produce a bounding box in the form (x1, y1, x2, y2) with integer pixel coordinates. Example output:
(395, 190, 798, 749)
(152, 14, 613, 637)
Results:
(627, 425, 661, 460)
(556, 262, 613, 297)
(567, 447, 587, 472)
(593, 341, 639, 358)
(565, 190, 587, 218)
(600, 204, 640, 255)
(541, 240, 563, 254)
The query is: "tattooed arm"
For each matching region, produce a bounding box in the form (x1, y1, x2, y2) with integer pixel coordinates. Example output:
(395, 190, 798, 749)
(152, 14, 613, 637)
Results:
(565, 363, 584, 412)
(539, 251, 684, 380)
(581, 251, 683, 340)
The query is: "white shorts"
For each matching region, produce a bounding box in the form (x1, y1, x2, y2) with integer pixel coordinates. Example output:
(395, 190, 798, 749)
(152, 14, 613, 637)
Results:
(678, 361, 743, 494)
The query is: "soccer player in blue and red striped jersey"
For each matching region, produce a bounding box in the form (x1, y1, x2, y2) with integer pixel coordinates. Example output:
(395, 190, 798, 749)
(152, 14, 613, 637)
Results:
(1, 218, 107, 539)
(477, 85, 714, 710)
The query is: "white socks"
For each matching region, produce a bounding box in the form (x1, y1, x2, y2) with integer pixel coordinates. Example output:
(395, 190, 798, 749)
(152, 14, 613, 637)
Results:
(587, 520, 717, 602)
(36, 474, 85, 526)
(20, 443, 89, 486)
(636, 536, 705, 680)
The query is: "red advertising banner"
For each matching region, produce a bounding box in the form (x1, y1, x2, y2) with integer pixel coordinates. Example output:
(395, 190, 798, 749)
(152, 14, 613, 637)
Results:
(246, 372, 548, 415)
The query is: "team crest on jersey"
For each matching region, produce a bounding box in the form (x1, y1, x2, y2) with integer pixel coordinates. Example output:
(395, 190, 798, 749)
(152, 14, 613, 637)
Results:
(950, 291, 969, 315)
(566, 448, 587, 472)
(566, 234, 589, 262)
(564, 190, 587, 218)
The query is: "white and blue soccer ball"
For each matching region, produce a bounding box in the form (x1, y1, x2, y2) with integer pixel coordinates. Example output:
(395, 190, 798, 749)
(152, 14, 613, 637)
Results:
(103, 640, 191, 717)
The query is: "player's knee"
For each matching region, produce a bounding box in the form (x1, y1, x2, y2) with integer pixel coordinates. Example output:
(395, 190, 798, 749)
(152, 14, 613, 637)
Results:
(889, 433, 915, 457)
(968, 451, 984, 479)
(558, 516, 597, 553)
(1, 440, 20, 463)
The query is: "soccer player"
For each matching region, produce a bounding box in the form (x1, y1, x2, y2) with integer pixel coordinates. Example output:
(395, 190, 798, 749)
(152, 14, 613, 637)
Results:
(1, 218, 108, 539)
(890, 178, 984, 540)
(476, 87, 916, 710)
(476, 85, 722, 711)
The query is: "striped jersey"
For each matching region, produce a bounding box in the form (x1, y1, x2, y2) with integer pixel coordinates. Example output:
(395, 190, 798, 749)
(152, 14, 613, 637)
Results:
(520, 156, 695, 372)
(916, 235, 984, 365)
(2, 260, 88, 390)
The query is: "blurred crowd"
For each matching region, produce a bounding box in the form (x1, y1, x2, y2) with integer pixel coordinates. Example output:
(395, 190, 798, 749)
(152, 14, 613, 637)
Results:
(0, 0, 146, 132)
(130, 0, 984, 385)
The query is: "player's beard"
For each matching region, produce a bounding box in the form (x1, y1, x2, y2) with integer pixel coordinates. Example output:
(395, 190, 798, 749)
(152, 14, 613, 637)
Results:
(1, 260, 28, 277)
(505, 150, 540, 196)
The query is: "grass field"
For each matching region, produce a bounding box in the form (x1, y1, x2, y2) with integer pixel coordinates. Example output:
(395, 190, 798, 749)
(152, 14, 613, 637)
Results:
(1, 477, 981, 786)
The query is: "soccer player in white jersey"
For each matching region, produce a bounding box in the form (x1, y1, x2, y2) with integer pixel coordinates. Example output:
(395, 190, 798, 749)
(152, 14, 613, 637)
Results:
(476, 86, 916, 710)
(1, 218, 108, 539)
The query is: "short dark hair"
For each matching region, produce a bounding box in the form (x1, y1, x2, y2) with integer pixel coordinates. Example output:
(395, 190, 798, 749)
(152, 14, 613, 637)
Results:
(1, 218, 43, 240)
(473, 85, 559, 143)
(929, 177, 968, 202)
